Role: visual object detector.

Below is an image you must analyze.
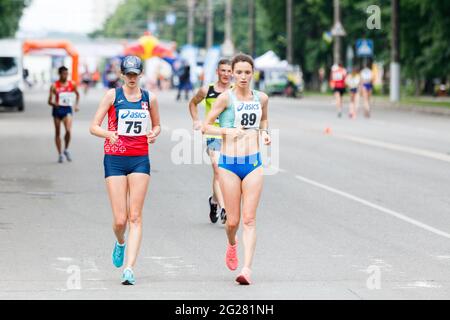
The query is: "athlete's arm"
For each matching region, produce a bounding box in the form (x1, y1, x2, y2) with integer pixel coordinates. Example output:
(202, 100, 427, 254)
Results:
(48, 85, 56, 107)
(147, 94, 161, 144)
(189, 86, 207, 130)
(202, 91, 243, 138)
(72, 81, 80, 112)
(89, 89, 118, 144)
(259, 92, 271, 145)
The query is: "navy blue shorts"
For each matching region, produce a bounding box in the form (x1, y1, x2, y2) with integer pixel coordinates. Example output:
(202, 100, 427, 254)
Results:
(363, 83, 373, 91)
(206, 138, 222, 152)
(52, 106, 72, 120)
(104, 155, 151, 178)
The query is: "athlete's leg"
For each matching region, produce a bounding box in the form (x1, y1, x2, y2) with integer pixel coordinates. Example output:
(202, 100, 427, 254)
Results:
(62, 114, 73, 150)
(219, 168, 242, 245)
(363, 88, 371, 116)
(124, 173, 150, 269)
(334, 91, 343, 115)
(53, 117, 62, 155)
(209, 150, 225, 209)
(349, 92, 356, 117)
(106, 176, 129, 244)
(241, 167, 263, 269)
(355, 90, 360, 115)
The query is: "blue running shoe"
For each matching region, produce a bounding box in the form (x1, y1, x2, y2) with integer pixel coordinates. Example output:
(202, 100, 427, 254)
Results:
(122, 268, 135, 285)
(112, 241, 126, 268)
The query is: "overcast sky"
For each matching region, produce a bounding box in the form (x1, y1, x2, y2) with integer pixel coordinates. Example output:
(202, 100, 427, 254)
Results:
(18, 0, 117, 36)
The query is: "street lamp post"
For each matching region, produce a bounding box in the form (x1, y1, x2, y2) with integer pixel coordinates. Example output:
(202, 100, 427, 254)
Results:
(332, 0, 346, 65)
(390, 0, 400, 102)
(187, 0, 195, 45)
(206, 0, 213, 49)
(222, 0, 234, 57)
(287, 0, 293, 64)
(249, 0, 255, 57)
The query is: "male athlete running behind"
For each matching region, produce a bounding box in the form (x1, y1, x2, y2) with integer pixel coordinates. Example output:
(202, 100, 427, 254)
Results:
(189, 59, 232, 224)
(48, 66, 80, 163)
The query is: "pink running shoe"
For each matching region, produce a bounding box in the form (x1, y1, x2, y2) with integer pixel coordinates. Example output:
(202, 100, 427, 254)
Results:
(236, 267, 252, 285)
(225, 240, 238, 271)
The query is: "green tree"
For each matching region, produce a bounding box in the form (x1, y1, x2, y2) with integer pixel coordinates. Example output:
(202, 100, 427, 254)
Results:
(94, 0, 450, 94)
(0, 0, 29, 38)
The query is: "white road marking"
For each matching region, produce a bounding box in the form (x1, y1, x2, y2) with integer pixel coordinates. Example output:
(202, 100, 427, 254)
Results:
(57, 257, 73, 262)
(295, 174, 450, 240)
(333, 133, 450, 164)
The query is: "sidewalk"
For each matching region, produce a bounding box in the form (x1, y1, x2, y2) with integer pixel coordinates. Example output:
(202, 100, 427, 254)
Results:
(303, 93, 450, 117)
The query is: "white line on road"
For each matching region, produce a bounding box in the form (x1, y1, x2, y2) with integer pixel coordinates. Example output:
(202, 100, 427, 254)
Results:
(333, 133, 450, 164)
(295, 174, 450, 240)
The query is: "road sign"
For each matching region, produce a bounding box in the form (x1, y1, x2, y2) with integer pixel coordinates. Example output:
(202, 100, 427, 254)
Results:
(356, 39, 374, 57)
(331, 22, 346, 37)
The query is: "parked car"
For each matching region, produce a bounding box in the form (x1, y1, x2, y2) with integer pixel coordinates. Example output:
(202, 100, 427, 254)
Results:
(0, 39, 25, 111)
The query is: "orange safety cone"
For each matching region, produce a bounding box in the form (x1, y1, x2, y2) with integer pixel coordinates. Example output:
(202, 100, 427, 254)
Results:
(324, 127, 332, 134)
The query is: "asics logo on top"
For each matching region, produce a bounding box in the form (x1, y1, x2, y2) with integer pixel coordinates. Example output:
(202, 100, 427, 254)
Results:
(120, 110, 147, 119)
(237, 102, 260, 112)
(209, 93, 215, 97)
(121, 110, 130, 119)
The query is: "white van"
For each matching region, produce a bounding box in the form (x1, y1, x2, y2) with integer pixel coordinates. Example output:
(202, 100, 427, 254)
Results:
(0, 39, 25, 111)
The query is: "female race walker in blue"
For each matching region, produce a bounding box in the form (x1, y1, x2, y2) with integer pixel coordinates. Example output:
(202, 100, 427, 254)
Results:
(89, 56, 161, 285)
(202, 53, 271, 285)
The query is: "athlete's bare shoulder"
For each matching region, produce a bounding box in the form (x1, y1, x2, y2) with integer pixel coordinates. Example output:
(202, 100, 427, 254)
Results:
(256, 90, 269, 103)
(103, 88, 116, 104)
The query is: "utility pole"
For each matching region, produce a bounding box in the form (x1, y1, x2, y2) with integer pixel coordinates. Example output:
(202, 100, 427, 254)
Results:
(332, 0, 346, 65)
(390, 0, 400, 102)
(286, 0, 293, 64)
(206, 0, 213, 49)
(222, 0, 234, 57)
(187, 0, 195, 45)
(248, 0, 255, 57)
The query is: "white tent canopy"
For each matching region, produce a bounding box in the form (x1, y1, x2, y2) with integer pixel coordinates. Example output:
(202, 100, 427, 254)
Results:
(254, 50, 289, 70)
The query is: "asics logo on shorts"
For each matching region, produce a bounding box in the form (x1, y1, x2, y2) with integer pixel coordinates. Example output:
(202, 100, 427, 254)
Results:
(237, 102, 260, 112)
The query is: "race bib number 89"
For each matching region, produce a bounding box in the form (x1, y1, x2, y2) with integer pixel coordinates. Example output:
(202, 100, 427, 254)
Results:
(235, 102, 262, 129)
(118, 109, 149, 136)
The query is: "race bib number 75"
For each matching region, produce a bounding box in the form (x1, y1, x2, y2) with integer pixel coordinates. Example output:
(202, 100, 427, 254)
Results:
(118, 109, 149, 136)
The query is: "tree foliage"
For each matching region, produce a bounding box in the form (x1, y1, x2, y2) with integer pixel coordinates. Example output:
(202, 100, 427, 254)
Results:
(0, 0, 28, 38)
(94, 0, 450, 92)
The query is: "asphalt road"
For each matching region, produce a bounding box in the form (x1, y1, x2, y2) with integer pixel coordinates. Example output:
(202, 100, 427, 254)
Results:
(1, 87, 450, 300)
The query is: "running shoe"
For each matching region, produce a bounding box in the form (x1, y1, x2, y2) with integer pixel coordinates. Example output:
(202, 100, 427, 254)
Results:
(220, 208, 227, 224)
(225, 239, 238, 271)
(121, 267, 135, 285)
(63, 149, 72, 162)
(236, 267, 252, 285)
(209, 196, 219, 224)
(58, 154, 64, 163)
(112, 241, 126, 268)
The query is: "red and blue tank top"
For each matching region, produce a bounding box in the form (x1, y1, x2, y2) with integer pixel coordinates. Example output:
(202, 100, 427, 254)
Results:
(104, 87, 151, 156)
